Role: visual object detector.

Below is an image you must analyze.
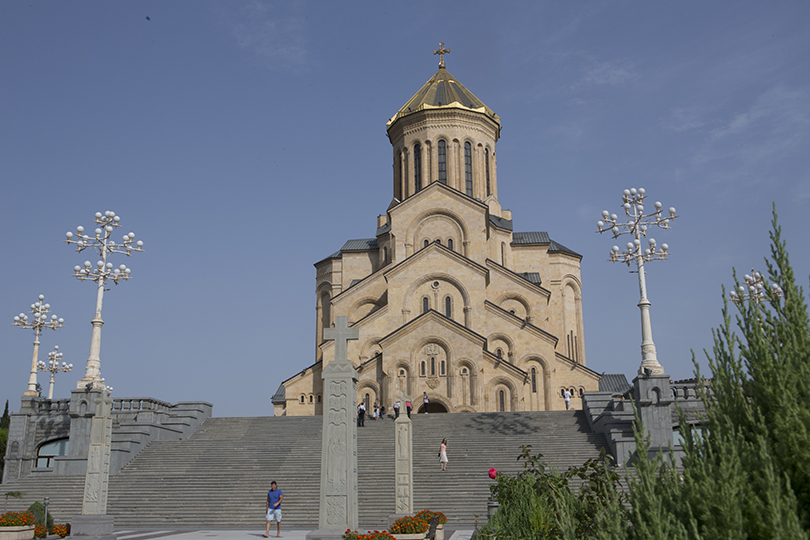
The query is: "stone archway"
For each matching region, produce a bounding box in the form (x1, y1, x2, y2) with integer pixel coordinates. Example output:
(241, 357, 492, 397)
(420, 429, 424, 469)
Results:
(418, 401, 448, 413)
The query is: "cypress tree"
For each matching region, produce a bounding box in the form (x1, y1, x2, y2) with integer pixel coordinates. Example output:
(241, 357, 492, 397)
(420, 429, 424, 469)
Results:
(624, 207, 810, 539)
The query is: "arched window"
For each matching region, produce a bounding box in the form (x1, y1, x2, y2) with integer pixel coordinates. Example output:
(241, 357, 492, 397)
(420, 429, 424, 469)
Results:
(309, 395, 313, 403)
(364, 393, 370, 411)
(441, 360, 446, 376)
(36, 438, 69, 468)
(499, 390, 505, 412)
(318, 395, 322, 403)
(496, 348, 503, 359)
(579, 388, 584, 397)
(300, 395, 305, 403)
(485, 148, 491, 196)
(398, 154, 403, 198)
(445, 296, 452, 318)
(399, 369, 406, 376)
(421, 362, 426, 376)
(464, 142, 473, 196)
(422, 297, 429, 314)
(461, 367, 468, 375)
(414, 143, 422, 191)
(382, 247, 388, 264)
(531, 367, 537, 393)
(438, 140, 447, 184)
(501, 242, 506, 265)
(424, 239, 430, 248)
(447, 238, 454, 251)
(430, 357, 436, 376)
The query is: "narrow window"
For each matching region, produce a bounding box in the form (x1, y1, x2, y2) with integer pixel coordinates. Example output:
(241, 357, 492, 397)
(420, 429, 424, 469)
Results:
(318, 395, 322, 403)
(398, 154, 403, 198)
(445, 296, 452, 318)
(424, 239, 430, 248)
(422, 297, 429, 314)
(382, 247, 388, 264)
(421, 362, 426, 376)
(501, 242, 506, 265)
(365, 393, 370, 411)
(441, 360, 446, 376)
(461, 367, 468, 375)
(579, 388, 584, 397)
(485, 148, 491, 196)
(464, 142, 473, 196)
(531, 368, 537, 393)
(496, 348, 503, 359)
(300, 395, 305, 403)
(438, 140, 447, 184)
(447, 238, 454, 251)
(431, 357, 436, 376)
(414, 143, 422, 192)
(309, 395, 313, 403)
(499, 390, 505, 412)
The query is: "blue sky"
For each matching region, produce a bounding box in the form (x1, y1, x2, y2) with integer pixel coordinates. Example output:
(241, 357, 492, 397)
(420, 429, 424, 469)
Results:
(2, 1, 808, 418)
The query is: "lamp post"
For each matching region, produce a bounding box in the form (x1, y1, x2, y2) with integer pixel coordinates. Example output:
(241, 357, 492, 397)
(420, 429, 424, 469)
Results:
(37, 345, 73, 399)
(13, 294, 65, 396)
(65, 210, 143, 390)
(597, 188, 678, 375)
(729, 269, 784, 304)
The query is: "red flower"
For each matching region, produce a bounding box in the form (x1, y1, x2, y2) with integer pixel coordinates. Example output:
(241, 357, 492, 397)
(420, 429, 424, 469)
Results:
(488, 467, 498, 479)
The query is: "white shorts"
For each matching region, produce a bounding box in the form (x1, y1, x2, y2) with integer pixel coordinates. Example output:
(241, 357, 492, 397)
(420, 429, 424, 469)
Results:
(266, 508, 282, 522)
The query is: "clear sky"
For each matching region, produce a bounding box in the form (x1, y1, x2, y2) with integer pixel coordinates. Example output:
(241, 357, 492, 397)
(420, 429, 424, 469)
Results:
(2, 2, 808, 418)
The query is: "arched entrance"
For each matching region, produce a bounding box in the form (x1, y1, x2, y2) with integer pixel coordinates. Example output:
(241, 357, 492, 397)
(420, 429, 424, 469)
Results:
(418, 402, 448, 413)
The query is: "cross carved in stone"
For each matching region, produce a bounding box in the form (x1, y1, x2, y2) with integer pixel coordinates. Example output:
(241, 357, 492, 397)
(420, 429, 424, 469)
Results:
(434, 42, 450, 69)
(323, 316, 359, 365)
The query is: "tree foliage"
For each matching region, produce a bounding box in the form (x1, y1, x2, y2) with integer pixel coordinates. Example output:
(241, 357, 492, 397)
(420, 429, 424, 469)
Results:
(620, 207, 810, 539)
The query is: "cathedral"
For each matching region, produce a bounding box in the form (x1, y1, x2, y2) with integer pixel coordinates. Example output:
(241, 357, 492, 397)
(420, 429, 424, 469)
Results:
(273, 48, 601, 416)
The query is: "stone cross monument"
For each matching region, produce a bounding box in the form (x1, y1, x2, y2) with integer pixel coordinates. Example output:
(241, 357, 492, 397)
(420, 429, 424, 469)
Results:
(308, 316, 360, 540)
(394, 390, 413, 515)
(71, 389, 115, 539)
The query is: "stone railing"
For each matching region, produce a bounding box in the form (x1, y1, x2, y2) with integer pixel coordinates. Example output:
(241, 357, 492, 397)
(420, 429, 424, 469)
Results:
(671, 379, 712, 402)
(111, 397, 174, 412)
(30, 398, 71, 414)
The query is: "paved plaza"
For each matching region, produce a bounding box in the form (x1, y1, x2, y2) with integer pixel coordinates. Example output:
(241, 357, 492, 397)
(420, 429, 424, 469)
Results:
(106, 529, 474, 540)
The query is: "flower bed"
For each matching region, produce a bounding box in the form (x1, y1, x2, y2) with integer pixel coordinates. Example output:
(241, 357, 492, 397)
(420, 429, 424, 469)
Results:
(342, 530, 396, 540)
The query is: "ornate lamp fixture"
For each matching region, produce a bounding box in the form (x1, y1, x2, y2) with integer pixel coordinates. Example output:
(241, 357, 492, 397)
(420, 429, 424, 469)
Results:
(729, 269, 784, 304)
(597, 188, 678, 375)
(13, 294, 65, 396)
(65, 210, 143, 389)
(37, 345, 73, 399)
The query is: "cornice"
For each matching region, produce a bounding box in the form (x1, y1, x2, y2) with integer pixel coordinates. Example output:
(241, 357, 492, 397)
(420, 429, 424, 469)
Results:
(484, 300, 558, 347)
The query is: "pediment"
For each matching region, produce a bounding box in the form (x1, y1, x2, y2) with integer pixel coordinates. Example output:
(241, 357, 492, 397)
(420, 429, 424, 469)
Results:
(384, 241, 488, 282)
(486, 259, 551, 300)
(379, 309, 486, 349)
(388, 181, 488, 219)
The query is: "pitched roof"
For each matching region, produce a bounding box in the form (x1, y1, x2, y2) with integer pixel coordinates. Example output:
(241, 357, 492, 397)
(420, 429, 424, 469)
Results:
(489, 214, 513, 231)
(271, 383, 285, 404)
(518, 272, 542, 285)
(512, 231, 550, 244)
(548, 240, 581, 258)
(387, 67, 500, 128)
(340, 238, 378, 251)
(599, 374, 632, 394)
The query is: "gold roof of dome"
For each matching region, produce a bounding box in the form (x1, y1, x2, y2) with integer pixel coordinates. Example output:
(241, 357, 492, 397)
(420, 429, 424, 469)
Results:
(386, 65, 501, 130)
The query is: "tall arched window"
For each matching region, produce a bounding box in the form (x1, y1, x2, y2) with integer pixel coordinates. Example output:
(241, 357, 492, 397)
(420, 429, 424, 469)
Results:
(485, 148, 491, 196)
(364, 393, 370, 411)
(447, 238, 454, 251)
(430, 357, 436, 376)
(414, 143, 422, 192)
(464, 142, 473, 196)
(422, 297, 429, 314)
(36, 439, 69, 468)
(496, 348, 503, 359)
(398, 154, 403, 198)
(531, 368, 537, 393)
(441, 360, 446, 376)
(421, 362, 426, 376)
(445, 296, 452, 318)
(424, 239, 430, 248)
(499, 390, 505, 412)
(438, 140, 447, 184)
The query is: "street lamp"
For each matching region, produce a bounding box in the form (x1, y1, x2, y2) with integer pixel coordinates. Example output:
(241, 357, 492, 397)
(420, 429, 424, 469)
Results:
(37, 345, 74, 399)
(12, 294, 65, 396)
(729, 269, 784, 304)
(596, 188, 678, 375)
(65, 210, 143, 390)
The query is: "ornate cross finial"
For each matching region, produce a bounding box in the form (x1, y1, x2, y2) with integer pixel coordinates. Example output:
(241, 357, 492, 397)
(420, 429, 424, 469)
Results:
(434, 42, 450, 69)
(323, 316, 359, 365)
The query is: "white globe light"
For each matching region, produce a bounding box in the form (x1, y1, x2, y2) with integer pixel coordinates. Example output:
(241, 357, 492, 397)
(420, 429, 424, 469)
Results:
(633, 239, 640, 246)
(645, 249, 651, 256)
(654, 201, 662, 209)
(114, 216, 120, 222)
(123, 235, 129, 241)
(637, 204, 644, 212)
(638, 188, 645, 195)
(105, 226, 113, 232)
(124, 268, 131, 274)
(106, 262, 113, 269)
(58, 318, 64, 323)
(51, 315, 57, 320)
(119, 264, 126, 270)
(44, 303, 50, 309)
(601, 210, 609, 218)
(648, 238, 656, 246)
(630, 188, 637, 195)
(13, 316, 19, 321)
(597, 221, 605, 229)
(77, 226, 84, 232)
(669, 207, 676, 215)
(66, 232, 73, 238)
(95, 228, 102, 235)
(95, 212, 102, 218)
(623, 203, 631, 210)
(626, 242, 634, 250)
(97, 260, 104, 268)
(136, 241, 143, 247)
(623, 189, 630, 196)
(612, 245, 620, 253)
(744, 274, 752, 282)
(661, 243, 668, 251)
(128, 232, 135, 238)
(84, 261, 92, 267)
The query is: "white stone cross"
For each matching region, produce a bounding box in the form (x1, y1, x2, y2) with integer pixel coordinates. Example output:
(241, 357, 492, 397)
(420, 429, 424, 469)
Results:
(323, 316, 359, 364)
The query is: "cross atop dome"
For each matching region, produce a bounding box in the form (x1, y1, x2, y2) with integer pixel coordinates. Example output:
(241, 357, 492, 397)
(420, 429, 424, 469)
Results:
(434, 42, 450, 69)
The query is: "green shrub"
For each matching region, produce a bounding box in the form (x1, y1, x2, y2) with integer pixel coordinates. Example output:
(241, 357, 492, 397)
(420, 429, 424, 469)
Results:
(25, 501, 53, 533)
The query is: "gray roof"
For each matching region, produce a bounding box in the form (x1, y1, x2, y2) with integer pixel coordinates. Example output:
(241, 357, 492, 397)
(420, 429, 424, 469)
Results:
(489, 214, 513, 231)
(548, 240, 581, 258)
(511, 231, 550, 244)
(599, 374, 632, 394)
(518, 272, 542, 285)
(376, 222, 391, 236)
(271, 383, 285, 404)
(340, 238, 378, 251)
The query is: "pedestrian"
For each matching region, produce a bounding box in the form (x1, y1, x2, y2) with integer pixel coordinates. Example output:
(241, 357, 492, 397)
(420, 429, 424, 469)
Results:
(380, 405, 386, 419)
(393, 400, 400, 419)
(357, 402, 366, 426)
(373, 400, 380, 421)
(264, 480, 283, 538)
(423, 392, 430, 413)
(563, 389, 571, 410)
(439, 438, 448, 471)
(406, 400, 412, 418)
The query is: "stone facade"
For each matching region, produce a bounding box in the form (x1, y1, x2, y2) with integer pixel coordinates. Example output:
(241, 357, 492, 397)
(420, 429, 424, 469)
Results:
(274, 62, 601, 416)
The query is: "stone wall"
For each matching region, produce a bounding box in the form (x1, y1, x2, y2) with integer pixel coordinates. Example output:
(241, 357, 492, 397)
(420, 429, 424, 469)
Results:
(2, 392, 211, 482)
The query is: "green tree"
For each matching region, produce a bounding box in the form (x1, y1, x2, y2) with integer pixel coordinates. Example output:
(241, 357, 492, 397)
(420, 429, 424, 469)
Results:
(0, 400, 9, 430)
(0, 399, 8, 481)
(622, 207, 810, 539)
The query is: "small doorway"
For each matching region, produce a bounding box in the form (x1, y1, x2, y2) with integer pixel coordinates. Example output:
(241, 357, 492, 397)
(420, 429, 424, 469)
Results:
(418, 402, 448, 413)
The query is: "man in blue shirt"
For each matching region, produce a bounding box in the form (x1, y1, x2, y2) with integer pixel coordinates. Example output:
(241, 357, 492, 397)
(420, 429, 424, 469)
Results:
(264, 481, 283, 537)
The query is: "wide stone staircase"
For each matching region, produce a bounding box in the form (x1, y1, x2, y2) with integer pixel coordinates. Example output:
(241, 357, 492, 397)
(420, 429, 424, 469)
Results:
(1, 411, 608, 528)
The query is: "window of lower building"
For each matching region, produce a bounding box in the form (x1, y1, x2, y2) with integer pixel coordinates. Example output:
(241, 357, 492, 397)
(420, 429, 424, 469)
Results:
(36, 438, 69, 468)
